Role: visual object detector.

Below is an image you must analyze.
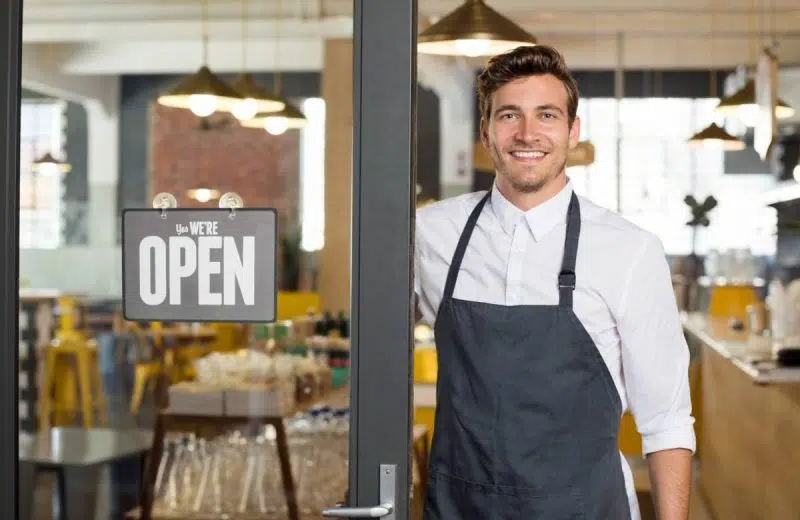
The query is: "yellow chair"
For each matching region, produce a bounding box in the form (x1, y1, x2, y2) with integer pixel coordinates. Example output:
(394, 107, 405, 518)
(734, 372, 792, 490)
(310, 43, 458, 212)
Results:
(128, 322, 171, 415)
(40, 338, 107, 429)
(277, 291, 320, 321)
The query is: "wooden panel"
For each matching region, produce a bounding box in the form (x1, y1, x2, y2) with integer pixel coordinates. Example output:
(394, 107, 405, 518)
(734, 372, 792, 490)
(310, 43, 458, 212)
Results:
(699, 344, 800, 519)
(319, 39, 353, 314)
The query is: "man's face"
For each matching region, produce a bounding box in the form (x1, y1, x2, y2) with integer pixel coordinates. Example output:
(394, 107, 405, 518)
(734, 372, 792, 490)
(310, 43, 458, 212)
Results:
(480, 74, 580, 194)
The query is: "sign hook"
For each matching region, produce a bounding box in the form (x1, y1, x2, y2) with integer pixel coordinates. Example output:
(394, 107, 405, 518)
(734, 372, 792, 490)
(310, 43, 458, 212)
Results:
(152, 192, 178, 219)
(219, 192, 244, 219)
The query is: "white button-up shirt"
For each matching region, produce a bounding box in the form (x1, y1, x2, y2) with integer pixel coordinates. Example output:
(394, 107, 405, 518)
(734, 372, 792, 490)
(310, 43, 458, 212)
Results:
(414, 179, 696, 520)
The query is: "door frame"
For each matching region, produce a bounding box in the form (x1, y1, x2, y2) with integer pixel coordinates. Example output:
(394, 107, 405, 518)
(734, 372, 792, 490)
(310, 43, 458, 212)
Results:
(349, 0, 418, 516)
(1, 0, 420, 516)
(1, 0, 23, 517)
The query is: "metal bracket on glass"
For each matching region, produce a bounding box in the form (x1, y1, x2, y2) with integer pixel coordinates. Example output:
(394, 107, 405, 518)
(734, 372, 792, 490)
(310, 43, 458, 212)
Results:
(322, 464, 396, 519)
(219, 192, 244, 219)
(152, 192, 178, 219)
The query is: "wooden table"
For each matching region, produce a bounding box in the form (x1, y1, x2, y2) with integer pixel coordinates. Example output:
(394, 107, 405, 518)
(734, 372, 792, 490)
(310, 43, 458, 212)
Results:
(136, 386, 429, 520)
(19, 427, 152, 520)
(138, 387, 350, 520)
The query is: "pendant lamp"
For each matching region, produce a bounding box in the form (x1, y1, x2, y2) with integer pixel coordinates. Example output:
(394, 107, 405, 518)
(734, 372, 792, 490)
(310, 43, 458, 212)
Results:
(238, 0, 306, 134)
(687, 123, 746, 151)
(229, 0, 285, 121)
(715, 77, 795, 127)
(187, 187, 221, 203)
(157, 0, 244, 117)
(158, 66, 245, 117)
(230, 73, 285, 121)
(32, 152, 71, 175)
(241, 100, 307, 135)
(418, 0, 537, 57)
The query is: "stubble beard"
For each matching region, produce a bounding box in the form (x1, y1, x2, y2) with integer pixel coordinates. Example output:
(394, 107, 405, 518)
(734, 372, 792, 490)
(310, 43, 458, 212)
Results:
(490, 142, 567, 194)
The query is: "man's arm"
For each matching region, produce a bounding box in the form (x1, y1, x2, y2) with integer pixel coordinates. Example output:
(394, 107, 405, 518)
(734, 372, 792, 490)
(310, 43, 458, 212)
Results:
(615, 234, 696, 520)
(647, 448, 692, 519)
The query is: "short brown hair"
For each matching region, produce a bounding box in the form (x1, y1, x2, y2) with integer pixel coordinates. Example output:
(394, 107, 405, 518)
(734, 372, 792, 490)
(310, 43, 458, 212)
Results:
(477, 45, 580, 127)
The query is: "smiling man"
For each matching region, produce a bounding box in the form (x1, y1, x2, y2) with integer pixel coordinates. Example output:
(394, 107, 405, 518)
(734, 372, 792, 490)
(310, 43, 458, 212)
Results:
(415, 45, 695, 520)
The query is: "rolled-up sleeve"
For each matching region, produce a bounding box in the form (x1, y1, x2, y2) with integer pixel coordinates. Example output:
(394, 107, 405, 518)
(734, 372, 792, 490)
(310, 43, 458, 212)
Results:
(616, 234, 696, 455)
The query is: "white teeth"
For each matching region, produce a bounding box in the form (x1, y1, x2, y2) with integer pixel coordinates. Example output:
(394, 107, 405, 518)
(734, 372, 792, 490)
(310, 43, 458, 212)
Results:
(512, 151, 545, 158)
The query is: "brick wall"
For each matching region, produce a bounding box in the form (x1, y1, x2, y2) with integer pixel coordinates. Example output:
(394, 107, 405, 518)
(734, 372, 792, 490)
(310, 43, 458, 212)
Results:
(149, 103, 301, 286)
(149, 103, 300, 215)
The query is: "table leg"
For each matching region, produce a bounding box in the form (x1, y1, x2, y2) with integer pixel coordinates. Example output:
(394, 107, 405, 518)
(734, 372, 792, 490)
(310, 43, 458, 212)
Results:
(62, 465, 101, 520)
(139, 414, 166, 520)
(18, 461, 36, 520)
(272, 419, 299, 520)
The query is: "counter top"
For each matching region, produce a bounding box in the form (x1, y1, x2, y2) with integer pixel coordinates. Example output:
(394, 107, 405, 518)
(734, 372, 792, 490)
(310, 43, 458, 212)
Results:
(681, 312, 800, 384)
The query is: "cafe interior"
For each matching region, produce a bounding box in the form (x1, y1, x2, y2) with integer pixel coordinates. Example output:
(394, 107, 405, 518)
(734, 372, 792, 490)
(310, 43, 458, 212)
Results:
(14, 0, 800, 518)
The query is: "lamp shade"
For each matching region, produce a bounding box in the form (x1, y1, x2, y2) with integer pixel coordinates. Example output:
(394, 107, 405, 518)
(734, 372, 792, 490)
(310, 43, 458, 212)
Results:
(230, 73, 286, 121)
(715, 78, 795, 124)
(687, 122, 746, 151)
(418, 0, 537, 57)
(240, 98, 307, 135)
(157, 66, 245, 117)
(31, 152, 71, 174)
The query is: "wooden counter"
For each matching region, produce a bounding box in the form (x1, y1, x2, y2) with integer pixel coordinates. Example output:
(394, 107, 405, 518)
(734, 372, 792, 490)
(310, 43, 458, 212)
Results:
(682, 313, 800, 520)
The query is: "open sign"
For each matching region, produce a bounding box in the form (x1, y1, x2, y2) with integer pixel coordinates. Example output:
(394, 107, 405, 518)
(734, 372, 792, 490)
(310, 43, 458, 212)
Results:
(122, 208, 277, 323)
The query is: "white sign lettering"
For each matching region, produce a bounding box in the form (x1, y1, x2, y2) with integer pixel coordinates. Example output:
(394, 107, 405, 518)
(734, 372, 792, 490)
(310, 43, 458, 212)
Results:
(138, 235, 255, 306)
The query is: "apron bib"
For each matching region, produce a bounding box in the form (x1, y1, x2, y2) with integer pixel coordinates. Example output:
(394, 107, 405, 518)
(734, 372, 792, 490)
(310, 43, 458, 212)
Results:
(423, 190, 631, 520)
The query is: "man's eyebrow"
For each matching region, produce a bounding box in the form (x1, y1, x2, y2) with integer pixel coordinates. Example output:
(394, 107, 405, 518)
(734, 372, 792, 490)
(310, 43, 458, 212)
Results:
(493, 103, 565, 115)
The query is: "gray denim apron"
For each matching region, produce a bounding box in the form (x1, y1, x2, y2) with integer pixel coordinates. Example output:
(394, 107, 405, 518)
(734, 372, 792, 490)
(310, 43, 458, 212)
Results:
(423, 190, 631, 520)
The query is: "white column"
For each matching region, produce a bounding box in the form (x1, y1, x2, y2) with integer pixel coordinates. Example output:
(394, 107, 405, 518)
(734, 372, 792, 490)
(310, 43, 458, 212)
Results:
(418, 55, 475, 199)
(84, 80, 120, 248)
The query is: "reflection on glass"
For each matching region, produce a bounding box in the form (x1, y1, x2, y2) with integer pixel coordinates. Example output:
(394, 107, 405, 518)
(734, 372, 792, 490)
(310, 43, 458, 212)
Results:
(152, 409, 349, 518)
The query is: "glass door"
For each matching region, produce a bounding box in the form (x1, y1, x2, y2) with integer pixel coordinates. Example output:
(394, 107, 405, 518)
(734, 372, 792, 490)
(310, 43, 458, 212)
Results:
(321, 0, 419, 518)
(2, 0, 420, 518)
(1, 0, 22, 517)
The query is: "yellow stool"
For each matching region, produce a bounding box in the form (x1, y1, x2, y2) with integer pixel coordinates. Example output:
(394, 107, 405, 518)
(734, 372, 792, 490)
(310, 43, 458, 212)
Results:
(413, 347, 438, 446)
(40, 338, 107, 429)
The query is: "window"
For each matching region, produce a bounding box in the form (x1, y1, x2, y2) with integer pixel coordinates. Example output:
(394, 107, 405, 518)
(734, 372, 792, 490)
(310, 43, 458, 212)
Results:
(19, 99, 65, 249)
(568, 97, 776, 256)
(299, 98, 326, 252)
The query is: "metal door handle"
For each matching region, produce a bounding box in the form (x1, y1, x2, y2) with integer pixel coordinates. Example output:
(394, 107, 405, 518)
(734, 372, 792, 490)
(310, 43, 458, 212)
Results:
(322, 464, 396, 520)
(322, 503, 393, 517)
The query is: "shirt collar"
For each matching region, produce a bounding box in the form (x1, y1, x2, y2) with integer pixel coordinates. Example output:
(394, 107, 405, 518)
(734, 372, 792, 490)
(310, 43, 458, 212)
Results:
(489, 179, 574, 242)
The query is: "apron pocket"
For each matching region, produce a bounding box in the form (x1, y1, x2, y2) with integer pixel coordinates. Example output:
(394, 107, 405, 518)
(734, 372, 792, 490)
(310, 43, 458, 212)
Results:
(498, 491, 587, 520)
(427, 470, 587, 520)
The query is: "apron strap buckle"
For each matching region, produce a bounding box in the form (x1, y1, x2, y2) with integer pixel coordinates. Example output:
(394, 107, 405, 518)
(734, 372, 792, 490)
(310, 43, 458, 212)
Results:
(558, 270, 576, 289)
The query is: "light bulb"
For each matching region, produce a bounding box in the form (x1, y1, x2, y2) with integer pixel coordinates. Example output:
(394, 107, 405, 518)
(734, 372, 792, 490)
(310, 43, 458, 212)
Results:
(37, 162, 59, 175)
(194, 189, 212, 203)
(454, 39, 492, 57)
(737, 103, 760, 127)
(264, 116, 289, 135)
(232, 98, 259, 121)
(189, 94, 217, 117)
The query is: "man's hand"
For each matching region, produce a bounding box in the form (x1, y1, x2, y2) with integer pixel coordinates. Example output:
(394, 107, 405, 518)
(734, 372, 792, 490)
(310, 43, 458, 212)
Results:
(646, 448, 693, 520)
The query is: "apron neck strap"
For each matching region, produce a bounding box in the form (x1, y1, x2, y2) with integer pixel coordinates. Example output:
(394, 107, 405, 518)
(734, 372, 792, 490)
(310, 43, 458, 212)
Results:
(441, 189, 581, 308)
(442, 191, 491, 302)
(558, 192, 581, 308)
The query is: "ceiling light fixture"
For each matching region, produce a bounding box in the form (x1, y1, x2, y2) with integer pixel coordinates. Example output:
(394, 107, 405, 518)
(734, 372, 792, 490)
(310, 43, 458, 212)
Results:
(417, 0, 537, 57)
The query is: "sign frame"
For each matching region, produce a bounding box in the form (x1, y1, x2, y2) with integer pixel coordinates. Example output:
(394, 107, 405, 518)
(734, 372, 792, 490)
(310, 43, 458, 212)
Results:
(120, 206, 279, 324)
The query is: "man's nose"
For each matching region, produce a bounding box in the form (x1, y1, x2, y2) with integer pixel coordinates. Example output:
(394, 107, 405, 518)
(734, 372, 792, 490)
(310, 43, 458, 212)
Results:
(515, 117, 540, 143)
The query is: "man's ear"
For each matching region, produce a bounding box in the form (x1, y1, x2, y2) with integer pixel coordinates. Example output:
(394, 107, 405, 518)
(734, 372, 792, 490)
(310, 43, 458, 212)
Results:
(568, 116, 581, 149)
(479, 118, 489, 148)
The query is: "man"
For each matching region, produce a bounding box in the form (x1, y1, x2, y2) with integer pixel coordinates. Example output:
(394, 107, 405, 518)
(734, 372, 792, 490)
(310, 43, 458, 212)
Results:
(414, 45, 695, 520)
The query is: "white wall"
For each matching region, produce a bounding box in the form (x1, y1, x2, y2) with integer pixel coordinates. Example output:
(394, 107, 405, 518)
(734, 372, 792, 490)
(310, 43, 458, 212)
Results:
(21, 50, 122, 298)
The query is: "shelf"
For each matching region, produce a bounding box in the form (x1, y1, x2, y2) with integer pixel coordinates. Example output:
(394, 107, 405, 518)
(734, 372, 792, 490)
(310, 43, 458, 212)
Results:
(761, 180, 800, 206)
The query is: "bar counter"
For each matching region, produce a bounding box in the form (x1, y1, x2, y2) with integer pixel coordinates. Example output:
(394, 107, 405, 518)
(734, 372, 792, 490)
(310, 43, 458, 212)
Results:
(681, 313, 800, 519)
